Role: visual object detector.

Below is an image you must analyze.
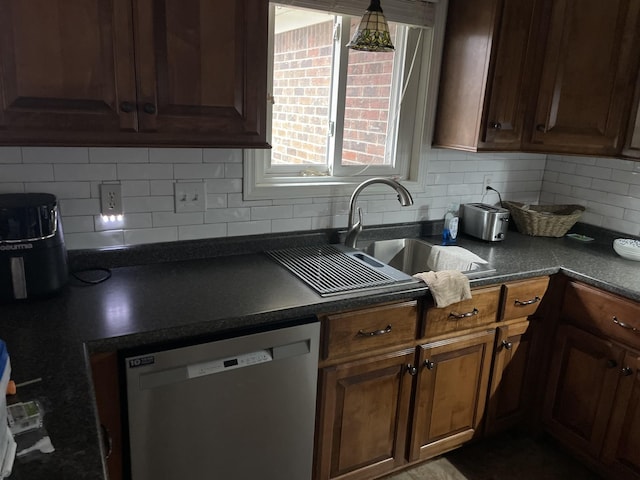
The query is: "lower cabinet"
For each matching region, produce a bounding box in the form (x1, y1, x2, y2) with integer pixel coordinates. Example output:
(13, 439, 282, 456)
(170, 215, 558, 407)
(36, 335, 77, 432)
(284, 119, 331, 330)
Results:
(314, 349, 415, 480)
(409, 329, 495, 462)
(485, 320, 535, 434)
(602, 350, 640, 479)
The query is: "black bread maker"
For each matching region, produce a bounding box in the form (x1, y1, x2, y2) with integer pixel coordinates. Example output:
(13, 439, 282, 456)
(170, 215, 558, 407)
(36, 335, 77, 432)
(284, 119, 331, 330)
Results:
(0, 193, 68, 301)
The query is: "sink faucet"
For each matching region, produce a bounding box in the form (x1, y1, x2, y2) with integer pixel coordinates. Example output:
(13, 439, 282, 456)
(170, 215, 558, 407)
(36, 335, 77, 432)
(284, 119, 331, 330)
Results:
(345, 177, 414, 248)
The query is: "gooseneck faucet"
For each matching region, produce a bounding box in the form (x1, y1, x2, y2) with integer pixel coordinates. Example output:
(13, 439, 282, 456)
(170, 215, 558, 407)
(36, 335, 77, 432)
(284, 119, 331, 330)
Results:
(345, 177, 414, 248)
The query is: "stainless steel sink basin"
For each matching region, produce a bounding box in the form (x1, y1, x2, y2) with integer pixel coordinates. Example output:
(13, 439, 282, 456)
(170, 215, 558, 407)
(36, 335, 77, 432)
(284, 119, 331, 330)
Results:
(362, 238, 496, 279)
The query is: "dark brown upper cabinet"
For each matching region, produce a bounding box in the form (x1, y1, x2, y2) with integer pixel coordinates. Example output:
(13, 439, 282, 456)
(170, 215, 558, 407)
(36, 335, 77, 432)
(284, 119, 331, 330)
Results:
(0, 0, 268, 148)
(433, 0, 640, 158)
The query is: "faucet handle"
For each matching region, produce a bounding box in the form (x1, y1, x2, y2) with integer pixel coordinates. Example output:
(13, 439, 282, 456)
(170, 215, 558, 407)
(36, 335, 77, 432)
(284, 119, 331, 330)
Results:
(356, 207, 363, 225)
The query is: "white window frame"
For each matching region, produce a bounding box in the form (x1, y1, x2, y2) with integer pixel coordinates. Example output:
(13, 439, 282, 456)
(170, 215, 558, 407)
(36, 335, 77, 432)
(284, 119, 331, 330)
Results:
(243, 3, 438, 201)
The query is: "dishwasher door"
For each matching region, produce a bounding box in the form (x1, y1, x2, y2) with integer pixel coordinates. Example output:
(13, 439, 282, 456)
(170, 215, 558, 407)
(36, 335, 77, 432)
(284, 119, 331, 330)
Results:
(124, 320, 320, 480)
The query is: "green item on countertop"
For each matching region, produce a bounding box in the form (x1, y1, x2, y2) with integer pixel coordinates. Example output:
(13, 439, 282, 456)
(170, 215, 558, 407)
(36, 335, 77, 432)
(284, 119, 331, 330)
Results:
(566, 233, 594, 242)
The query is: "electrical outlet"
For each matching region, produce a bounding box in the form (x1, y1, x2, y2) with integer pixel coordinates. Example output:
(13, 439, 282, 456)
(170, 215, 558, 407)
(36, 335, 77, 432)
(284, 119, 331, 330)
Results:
(174, 182, 206, 213)
(100, 183, 123, 216)
(482, 175, 493, 192)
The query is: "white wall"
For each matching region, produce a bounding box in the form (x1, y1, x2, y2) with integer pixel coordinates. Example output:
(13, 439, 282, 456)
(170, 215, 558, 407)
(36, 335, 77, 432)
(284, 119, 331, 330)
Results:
(541, 155, 640, 236)
(2, 145, 638, 249)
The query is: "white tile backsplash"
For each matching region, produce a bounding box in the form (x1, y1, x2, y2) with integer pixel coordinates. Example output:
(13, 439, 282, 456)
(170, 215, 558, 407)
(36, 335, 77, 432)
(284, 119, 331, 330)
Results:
(3, 146, 639, 249)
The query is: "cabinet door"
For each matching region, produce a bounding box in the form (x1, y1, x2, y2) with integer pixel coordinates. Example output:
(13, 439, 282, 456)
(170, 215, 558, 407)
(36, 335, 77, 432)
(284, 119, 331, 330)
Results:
(433, 0, 539, 151)
(623, 72, 640, 158)
(409, 330, 495, 462)
(0, 0, 138, 142)
(486, 320, 534, 434)
(132, 0, 268, 147)
(315, 350, 415, 480)
(543, 324, 624, 458)
(602, 350, 640, 480)
(527, 0, 640, 156)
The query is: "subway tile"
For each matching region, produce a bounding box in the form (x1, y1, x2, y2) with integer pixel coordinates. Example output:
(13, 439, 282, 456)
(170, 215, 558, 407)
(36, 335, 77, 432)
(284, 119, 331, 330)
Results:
(0, 164, 54, 182)
(591, 178, 629, 195)
(152, 211, 204, 227)
(149, 180, 175, 196)
(276, 196, 313, 206)
(174, 163, 224, 179)
(545, 159, 577, 174)
(178, 223, 227, 241)
(271, 217, 312, 233)
(94, 213, 152, 231)
(611, 169, 640, 186)
(0, 183, 25, 193)
(575, 164, 612, 180)
(427, 161, 451, 173)
(449, 160, 477, 173)
(224, 163, 243, 178)
(25, 181, 91, 199)
(227, 220, 271, 237)
(579, 211, 604, 227)
(54, 163, 117, 181)
(206, 194, 227, 209)
(250, 205, 292, 220)
(117, 163, 173, 180)
(623, 208, 640, 225)
(90, 147, 149, 163)
(603, 217, 639, 236)
(0, 147, 22, 163)
(23, 147, 89, 164)
(228, 193, 272, 207)
(125, 227, 178, 245)
(203, 149, 242, 163)
(65, 230, 125, 250)
(121, 181, 150, 197)
(585, 201, 624, 219)
(557, 173, 592, 188)
(383, 210, 416, 223)
(61, 216, 95, 234)
(59, 198, 101, 216)
(630, 185, 640, 198)
(595, 157, 634, 171)
(294, 202, 338, 217)
(206, 178, 242, 194)
(205, 207, 250, 223)
(123, 196, 174, 213)
(150, 148, 203, 163)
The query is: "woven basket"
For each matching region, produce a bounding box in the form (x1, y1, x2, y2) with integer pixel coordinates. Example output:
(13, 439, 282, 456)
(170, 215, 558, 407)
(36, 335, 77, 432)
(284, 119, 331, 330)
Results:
(503, 201, 585, 237)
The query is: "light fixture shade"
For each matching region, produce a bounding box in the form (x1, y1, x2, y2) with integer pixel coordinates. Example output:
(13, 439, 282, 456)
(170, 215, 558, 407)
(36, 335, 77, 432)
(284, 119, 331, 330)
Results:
(347, 0, 394, 52)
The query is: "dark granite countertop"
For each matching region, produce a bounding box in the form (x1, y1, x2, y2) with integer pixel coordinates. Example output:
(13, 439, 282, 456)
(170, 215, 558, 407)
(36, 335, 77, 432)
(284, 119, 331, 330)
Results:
(2, 223, 640, 479)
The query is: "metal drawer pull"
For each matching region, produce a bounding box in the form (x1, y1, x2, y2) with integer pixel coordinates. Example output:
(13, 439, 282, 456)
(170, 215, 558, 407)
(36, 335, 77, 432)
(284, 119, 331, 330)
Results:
(449, 308, 479, 319)
(407, 364, 418, 376)
(424, 360, 435, 370)
(514, 296, 540, 306)
(613, 316, 639, 334)
(501, 340, 513, 350)
(621, 367, 634, 377)
(357, 325, 392, 337)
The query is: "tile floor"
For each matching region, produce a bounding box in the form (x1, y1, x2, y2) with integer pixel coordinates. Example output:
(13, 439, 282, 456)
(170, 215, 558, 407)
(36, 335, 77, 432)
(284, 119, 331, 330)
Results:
(382, 431, 602, 480)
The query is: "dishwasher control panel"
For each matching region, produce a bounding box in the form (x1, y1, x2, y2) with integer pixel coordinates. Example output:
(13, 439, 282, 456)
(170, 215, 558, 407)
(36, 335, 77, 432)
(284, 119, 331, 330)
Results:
(187, 349, 272, 379)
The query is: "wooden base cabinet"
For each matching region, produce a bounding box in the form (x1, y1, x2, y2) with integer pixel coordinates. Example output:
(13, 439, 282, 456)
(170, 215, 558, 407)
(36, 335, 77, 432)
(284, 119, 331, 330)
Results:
(485, 320, 535, 434)
(315, 349, 415, 480)
(602, 350, 640, 480)
(409, 329, 495, 462)
(543, 324, 625, 459)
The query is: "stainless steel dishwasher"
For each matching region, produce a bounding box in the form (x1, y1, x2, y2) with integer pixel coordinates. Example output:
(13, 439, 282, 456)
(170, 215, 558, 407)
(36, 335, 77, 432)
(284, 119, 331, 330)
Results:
(123, 320, 320, 480)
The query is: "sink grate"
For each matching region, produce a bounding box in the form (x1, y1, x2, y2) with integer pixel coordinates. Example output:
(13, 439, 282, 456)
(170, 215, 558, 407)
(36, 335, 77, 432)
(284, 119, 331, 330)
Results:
(267, 244, 397, 295)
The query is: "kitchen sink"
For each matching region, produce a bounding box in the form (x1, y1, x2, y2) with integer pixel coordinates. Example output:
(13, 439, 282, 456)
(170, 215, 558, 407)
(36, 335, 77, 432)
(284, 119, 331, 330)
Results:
(362, 238, 496, 279)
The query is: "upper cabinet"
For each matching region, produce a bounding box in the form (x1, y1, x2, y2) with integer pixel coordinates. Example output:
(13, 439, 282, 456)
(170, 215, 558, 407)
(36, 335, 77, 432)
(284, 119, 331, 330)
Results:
(434, 0, 640, 158)
(433, 0, 542, 151)
(624, 69, 640, 158)
(0, 0, 268, 148)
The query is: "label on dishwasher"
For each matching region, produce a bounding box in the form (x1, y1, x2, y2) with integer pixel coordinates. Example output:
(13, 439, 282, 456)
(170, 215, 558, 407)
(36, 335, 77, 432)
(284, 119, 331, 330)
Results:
(187, 349, 273, 379)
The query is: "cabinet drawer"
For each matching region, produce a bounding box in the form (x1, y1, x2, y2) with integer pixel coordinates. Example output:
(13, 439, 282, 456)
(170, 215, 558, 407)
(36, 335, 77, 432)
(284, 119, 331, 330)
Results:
(562, 281, 640, 349)
(321, 301, 418, 361)
(422, 286, 500, 338)
(500, 277, 549, 321)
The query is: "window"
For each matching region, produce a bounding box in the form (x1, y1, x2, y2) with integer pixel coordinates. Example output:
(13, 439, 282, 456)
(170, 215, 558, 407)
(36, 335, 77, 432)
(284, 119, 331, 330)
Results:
(244, 3, 435, 200)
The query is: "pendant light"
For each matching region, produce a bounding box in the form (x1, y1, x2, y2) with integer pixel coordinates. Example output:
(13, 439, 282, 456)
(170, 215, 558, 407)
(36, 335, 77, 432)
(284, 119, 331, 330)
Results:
(346, 0, 394, 52)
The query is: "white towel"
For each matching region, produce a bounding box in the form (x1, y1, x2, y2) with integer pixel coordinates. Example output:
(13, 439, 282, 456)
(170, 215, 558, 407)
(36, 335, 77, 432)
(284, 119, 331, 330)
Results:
(427, 245, 488, 272)
(413, 270, 471, 308)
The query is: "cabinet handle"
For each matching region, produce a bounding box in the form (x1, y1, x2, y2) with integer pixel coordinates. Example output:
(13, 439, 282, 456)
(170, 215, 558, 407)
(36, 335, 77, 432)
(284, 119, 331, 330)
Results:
(536, 124, 546, 132)
(606, 359, 618, 369)
(357, 325, 392, 337)
(143, 103, 157, 114)
(407, 364, 418, 376)
(100, 423, 113, 459)
(621, 367, 634, 377)
(490, 122, 502, 130)
(514, 296, 540, 306)
(449, 308, 478, 319)
(613, 316, 639, 334)
(501, 340, 513, 350)
(120, 101, 135, 113)
(423, 360, 435, 370)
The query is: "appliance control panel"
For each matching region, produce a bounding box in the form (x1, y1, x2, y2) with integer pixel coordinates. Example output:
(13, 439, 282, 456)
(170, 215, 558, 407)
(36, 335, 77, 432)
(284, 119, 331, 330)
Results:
(187, 349, 272, 379)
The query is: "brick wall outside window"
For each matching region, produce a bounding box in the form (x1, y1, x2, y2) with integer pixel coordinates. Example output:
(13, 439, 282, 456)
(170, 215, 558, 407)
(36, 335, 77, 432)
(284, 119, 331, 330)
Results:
(272, 20, 395, 167)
